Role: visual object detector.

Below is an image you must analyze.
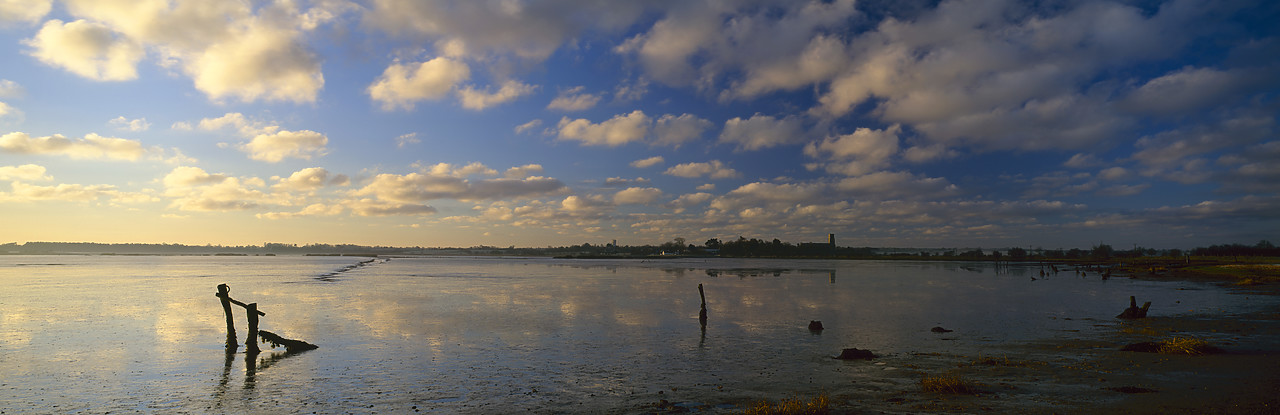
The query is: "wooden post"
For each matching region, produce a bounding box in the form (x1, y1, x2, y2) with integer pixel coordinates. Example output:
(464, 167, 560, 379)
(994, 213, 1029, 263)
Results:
(698, 283, 707, 327)
(246, 303, 261, 354)
(216, 284, 237, 350)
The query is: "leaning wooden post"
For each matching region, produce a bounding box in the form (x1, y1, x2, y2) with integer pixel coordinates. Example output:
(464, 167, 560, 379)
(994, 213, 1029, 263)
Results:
(216, 284, 237, 351)
(246, 303, 261, 354)
(698, 283, 708, 327)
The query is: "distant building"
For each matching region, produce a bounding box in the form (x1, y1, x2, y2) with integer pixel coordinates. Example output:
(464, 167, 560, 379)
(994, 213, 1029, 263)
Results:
(798, 233, 837, 254)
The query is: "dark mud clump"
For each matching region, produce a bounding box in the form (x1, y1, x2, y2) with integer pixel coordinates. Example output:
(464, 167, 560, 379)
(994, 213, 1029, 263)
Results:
(835, 348, 876, 360)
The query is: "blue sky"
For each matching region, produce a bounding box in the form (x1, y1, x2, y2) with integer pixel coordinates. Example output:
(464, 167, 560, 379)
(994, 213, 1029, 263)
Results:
(0, 0, 1277, 249)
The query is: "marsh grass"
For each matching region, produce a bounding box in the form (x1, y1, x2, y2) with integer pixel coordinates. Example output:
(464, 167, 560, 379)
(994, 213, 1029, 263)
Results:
(1185, 264, 1280, 283)
(740, 393, 830, 415)
(1156, 337, 1219, 355)
(920, 375, 980, 395)
(1122, 336, 1221, 355)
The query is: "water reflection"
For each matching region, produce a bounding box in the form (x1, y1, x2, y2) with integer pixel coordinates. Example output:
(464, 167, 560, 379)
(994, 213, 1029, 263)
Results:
(213, 349, 235, 408)
(214, 347, 312, 400)
(2, 255, 1274, 414)
(702, 267, 838, 278)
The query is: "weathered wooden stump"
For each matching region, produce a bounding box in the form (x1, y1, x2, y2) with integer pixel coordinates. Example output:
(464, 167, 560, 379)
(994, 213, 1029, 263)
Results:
(1116, 296, 1152, 319)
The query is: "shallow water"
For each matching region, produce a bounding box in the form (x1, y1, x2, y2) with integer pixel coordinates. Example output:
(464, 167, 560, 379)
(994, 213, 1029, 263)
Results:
(0, 255, 1271, 413)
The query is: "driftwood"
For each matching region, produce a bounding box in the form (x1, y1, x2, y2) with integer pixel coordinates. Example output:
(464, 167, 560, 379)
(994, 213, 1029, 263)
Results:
(1116, 296, 1152, 319)
(808, 320, 824, 331)
(930, 326, 954, 333)
(259, 330, 319, 353)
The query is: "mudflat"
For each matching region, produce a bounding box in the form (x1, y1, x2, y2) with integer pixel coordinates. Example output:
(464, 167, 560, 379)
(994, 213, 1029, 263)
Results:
(825, 279, 1280, 414)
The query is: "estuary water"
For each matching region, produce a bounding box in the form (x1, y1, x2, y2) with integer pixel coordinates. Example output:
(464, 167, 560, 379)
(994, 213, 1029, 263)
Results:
(0, 255, 1272, 413)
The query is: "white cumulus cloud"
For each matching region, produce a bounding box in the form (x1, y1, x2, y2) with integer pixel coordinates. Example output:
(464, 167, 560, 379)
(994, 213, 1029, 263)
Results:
(804, 125, 901, 176)
(163, 166, 227, 188)
(653, 113, 712, 148)
(0, 164, 51, 181)
(24, 19, 143, 81)
(556, 110, 650, 147)
(353, 163, 567, 208)
(242, 130, 329, 163)
(613, 187, 663, 205)
(630, 156, 664, 169)
(1121, 66, 1278, 115)
(272, 167, 346, 191)
(719, 114, 806, 151)
(395, 132, 420, 148)
(664, 160, 741, 179)
(547, 86, 601, 111)
(0, 132, 148, 160)
(257, 203, 345, 220)
(458, 80, 536, 110)
(0, 101, 20, 123)
(514, 119, 543, 134)
(52, 0, 336, 103)
(363, 0, 647, 62)
(195, 112, 278, 136)
(504, 164, 544, 179)
(0, 79, 22, 97)
(188, 20, 324, 103)
(0, 0, 51, 23)
(1, 181, 147, 203)
(368, 57, 471, 110)
(109, 116, 151, 132)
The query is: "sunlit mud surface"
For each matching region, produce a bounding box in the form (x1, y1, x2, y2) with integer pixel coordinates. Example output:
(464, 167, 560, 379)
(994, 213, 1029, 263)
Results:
(1, 256, 1274, 413)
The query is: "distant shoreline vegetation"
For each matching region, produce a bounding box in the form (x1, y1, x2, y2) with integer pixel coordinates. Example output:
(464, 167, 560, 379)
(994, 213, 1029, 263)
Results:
(1, 239, 1276, 262)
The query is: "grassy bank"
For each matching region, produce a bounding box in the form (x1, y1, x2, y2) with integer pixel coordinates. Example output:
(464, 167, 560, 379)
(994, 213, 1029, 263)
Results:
(1102, 256, 1280, 285)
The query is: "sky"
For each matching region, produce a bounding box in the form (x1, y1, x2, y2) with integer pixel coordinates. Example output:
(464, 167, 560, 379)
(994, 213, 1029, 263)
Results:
(0, 0, 1277, 249)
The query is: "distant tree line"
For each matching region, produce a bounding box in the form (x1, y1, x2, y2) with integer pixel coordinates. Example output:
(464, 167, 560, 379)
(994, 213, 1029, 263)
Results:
(1189, 240, 1279, 257)
(1, 241, 419, 255)
(3, 239, 1277, 259)
(706, 237, 874, 257)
